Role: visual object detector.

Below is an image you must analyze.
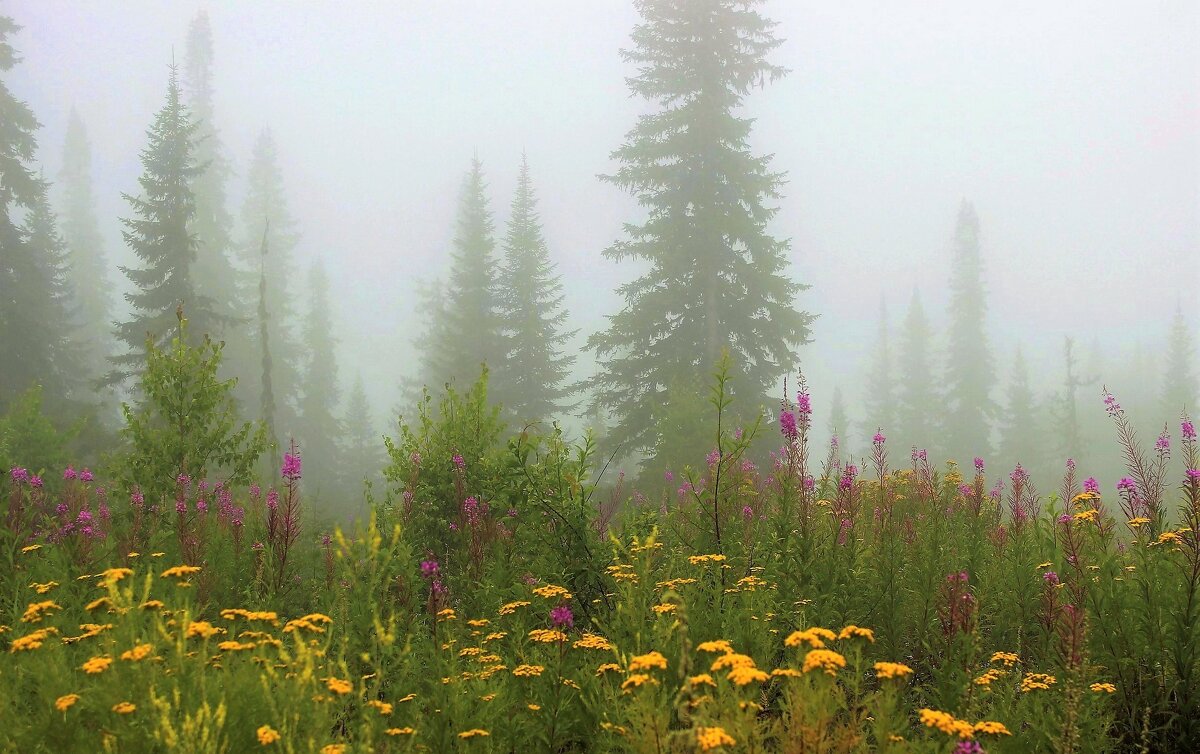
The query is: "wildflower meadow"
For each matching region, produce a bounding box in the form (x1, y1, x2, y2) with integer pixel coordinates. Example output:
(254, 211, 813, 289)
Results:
(3, 359, 1199, 753)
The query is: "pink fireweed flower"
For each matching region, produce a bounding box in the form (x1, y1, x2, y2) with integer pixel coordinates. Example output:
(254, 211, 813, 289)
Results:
(974, 457, 985, 473)
(420, 560, 439, 578)
(266, 489, 280, 512)
(873, 431, 886, 446)
(706, 449, 720, 466)
(550, 604, 574, 628)
(10, 467, 28, 483)
(914, 449, 928, 462)
(451, 454, 465, 471)
(130, 488, 144, 507)
(1155, 433, 1170, 453)
(664, 470, 674, 482)
(1187, 469, 1200, 482)
(281, 453, 302, 480)
(742, 505, 754, 520)
(63, 465, 77, 480)
(1103, 392, 1121, 416)
(1010, 464, 1029, 485)
(29, 475, 43, 488)
(507, 508, 518, 517)
(410, 451, 422, 466)
(779, 410, 798, 441)
(449, 522, 458, 532)
(1043, 571, 1059, 585)
(1066, 457, 1076, 472)
(958, 484, 973, 498)
(195, 498, 207, 513)
(249, 484, 261, 498)
(175, 473, 188, 487)
(1083, 477, 1100, 494)
(803, 476, 815, 491)
(797, 391, 812, 416)
(1117, 477, 1137, 495)
(1183, 420, 1197, 441)
(80, 468, 93, 482)
(175, 499, 187, 515)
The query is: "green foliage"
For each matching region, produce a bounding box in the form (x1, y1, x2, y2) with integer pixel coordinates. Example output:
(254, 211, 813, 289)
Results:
(115, 312, 267, 503)
(0, 386, 78, 476)
(296, 259, 343, 504)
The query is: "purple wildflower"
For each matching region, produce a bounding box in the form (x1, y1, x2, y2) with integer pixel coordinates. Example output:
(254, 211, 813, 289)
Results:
(1043, 571, 1059, 585)
(451, 454, 465, 471)
(742, 504, 754, 520)
(10, 467, 28, 483)
(974, 457, 985, 473)
(1184, 420, 1197, 441)
(779, 410, 798, 441)
(873, 431, 886, 446)
(80, 468, 93, 483)
(550, 604, 574, 628)
(796, 391, 812, 416)
(1156, 433, 1170, 453)
(281, 452, 302, 480)
(420, 560, 439, 578)
(63, 465, 77, 480)
(266, 489, 280, 512)
(664, 469, 674, 482)
(29, 475, 43, 488)
(1083, 477, 1100, 494)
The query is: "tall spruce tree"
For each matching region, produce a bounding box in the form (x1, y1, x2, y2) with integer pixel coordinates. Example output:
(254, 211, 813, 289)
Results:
(238, 130, 301, 435)
(342, 374, 383, 492)
(112, 66, 218, 381)
(492, 155, 576, 425)
(1161, 307, 1198, 423)
(997, 346, 1041, 471)
(0, 17, 74, 410)
(896, 289, 938, 454)
(183, 11, 242, 331)
(862, 297, 895, 441)
(296, 260, 342, 501)
(58, 109, 114, 388)
(588, 0, 813, 456)
(416, 158, 502, 390)
(943, 201, 994, 458)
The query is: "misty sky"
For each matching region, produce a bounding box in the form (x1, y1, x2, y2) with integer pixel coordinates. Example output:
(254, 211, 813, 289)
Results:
(8, 0, 1198, 436)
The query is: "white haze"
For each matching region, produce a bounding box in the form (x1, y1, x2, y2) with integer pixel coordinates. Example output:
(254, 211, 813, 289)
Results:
(9, 0, 1198, 451)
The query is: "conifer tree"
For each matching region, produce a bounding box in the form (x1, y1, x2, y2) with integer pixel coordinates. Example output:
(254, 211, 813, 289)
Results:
(342, 374, 383, 491)
(862, 297, 895, 441)
(1161, 307, 1198, 423)
(997, 346, 1041, 470)
(183, 11, 242, 330)
(112, 66, 218, 381)
(237, 130, 301, 434)
(0, 17, 74, 410)
(58, 109, 114, 388)
(296, 260, 342, 500)
(492, 155, 576, 425)
(895, 289, 939, 454)
(416, 158, 501, 390)
(943, 201, 994, 458)
(588, 0, 813, 456)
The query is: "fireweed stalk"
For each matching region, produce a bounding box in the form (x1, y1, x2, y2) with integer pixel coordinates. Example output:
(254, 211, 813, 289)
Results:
(267, 443, 303, 593)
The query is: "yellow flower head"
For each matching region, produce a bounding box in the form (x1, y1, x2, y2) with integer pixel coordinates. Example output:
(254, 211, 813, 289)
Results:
(81, 655, 113, 674)
(97, 567, 134, 586)
(687, 554, 727, 566)
(324, 677, 353, 695)
(573, 633, 613, 651)
(185, 621, 221, 639)
(974, 669, 1005, 686)
(120, 643, 154, 662)
(874, 661, 913, 679)
(771, 667, 802, 678)
(499, 601, 531, 615)
(532, 584, 572, 600)
(457, 729, 490, 739)
(21, 600, 61, 624)
(802, 649, 847, 676)
(596, 663, 623, 675)
(838, 625, 875, 642)
(696, 726, 737, 751)
(974, 721, 1012, 736)
(710, 653, 756, 672)
(726, 666, 770, 686)
(989, 651, 1020, 667)
(257, 725, 281, 745)
(512, 664, 544, 677)
(689, 673, 717, 687)
(160, 564, 202, 579)
(112, 701, 136, 715)
(784, 627, 836, 649)
(10, 627, 57, 652)
(651, 603, 677, 615)
(620, 673, 657, 691)
(628, 651, 668, 672)
(1090, 682, 1117, 693)
(918, 708, 975, 739)
(385, 727, 416, 736)
(528, 628, 568, 643)
(467, 618, 490, 627)
(1020, 673, 1057, 692)
(696, 639, 734, 654)
(30, 581, 58, 594)
(55, 693, 81, 712)
(140, 599, 165, 610)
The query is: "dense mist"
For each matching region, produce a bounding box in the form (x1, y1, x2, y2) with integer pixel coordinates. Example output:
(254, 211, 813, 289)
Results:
(2, 0, 1197, 503)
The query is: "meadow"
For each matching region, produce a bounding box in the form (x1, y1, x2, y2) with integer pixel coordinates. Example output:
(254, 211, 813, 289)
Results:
(2, 370, 1198, 754)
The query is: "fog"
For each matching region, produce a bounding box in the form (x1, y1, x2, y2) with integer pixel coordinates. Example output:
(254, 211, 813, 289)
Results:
(5, 1, 1198, 485)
